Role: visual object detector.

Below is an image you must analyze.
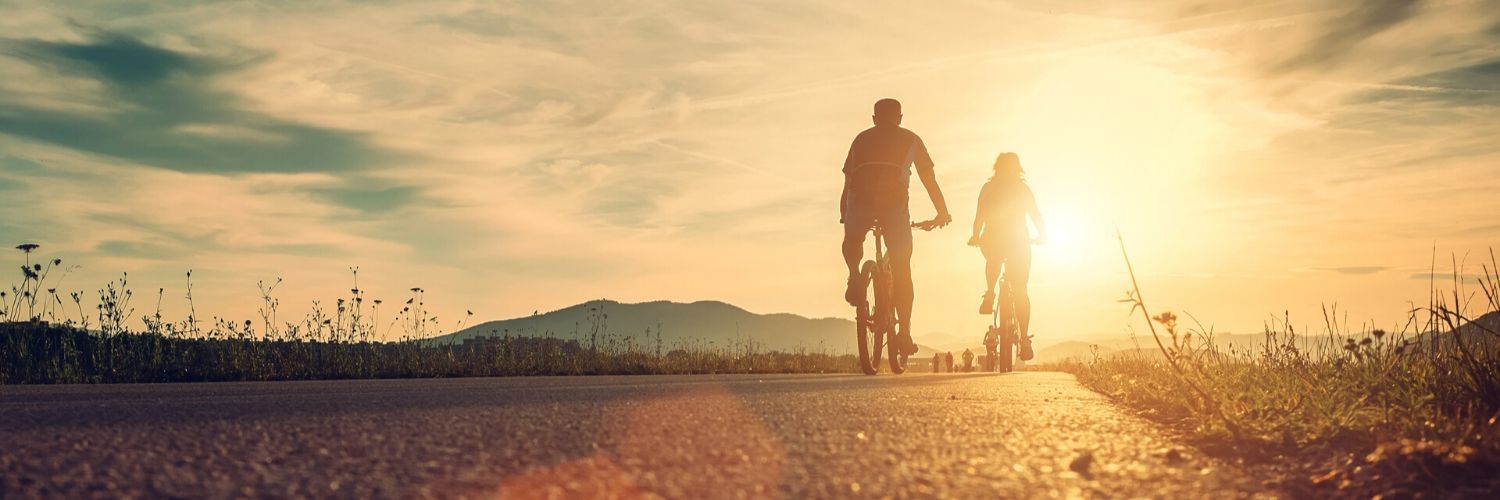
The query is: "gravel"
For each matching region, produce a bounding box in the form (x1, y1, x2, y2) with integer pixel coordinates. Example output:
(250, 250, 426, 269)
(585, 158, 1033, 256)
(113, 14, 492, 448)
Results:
(1, 372, 1277, 498)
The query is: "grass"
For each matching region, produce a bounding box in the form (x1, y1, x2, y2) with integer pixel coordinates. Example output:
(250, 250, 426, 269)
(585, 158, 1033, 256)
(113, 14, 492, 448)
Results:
(1, 244, 858, 383)
(1055, 239, 1500, 496)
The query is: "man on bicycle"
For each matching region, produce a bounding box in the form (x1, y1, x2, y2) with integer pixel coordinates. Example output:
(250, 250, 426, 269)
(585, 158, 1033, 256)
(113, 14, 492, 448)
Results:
(840, 98, 952, 355)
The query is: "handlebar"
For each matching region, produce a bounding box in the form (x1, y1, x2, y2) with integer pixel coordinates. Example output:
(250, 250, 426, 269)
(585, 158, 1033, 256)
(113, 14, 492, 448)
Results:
(911, 218, 950, 231)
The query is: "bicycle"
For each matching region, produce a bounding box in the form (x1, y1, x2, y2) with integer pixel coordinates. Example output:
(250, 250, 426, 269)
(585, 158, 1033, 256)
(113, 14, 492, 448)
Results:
(983, 276, 1018, 372)
(854, 218, 944, 375)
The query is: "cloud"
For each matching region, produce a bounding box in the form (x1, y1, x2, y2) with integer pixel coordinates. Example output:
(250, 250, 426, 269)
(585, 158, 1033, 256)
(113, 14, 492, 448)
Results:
(1313, 266, 1390, 275)
(1408, 272, 1485, 285)
(0, 0, 1496, 340)
(1454, 223, 1500, 238)
(1267, 0, 1420, 75)
(0, 30, 416, 214)
(315, 185, 421, 215)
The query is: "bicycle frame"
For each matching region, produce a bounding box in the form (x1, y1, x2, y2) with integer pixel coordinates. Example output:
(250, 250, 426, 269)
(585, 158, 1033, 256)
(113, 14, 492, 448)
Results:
(985, 273, 1019, 372)
(854, 216, 942, 375)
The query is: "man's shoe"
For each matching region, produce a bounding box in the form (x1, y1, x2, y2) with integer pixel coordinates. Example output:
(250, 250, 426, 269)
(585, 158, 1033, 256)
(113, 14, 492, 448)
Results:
(898, 333, 919, 356)
(845, 275, 866, 306)
(979, 292, 995, 315)
(1018, 335, 1034, 361)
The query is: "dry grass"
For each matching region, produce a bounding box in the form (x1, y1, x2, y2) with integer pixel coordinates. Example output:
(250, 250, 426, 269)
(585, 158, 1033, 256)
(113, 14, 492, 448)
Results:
(1056, 240, 1500, 496)
(0, 244, 857, 383)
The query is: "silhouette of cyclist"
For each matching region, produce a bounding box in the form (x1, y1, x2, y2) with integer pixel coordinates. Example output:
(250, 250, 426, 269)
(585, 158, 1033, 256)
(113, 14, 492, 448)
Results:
(840, 98, 952, 356)
(968, 152, 1046, 359)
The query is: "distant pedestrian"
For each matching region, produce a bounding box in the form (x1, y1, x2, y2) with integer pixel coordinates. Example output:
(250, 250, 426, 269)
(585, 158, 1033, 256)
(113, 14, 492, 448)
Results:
(962, 348, 974, 372)
(932, 352, 942, 373)
(944, 352, 954, 372)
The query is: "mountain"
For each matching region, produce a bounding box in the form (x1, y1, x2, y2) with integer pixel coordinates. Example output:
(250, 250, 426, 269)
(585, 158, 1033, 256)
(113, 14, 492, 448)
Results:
(431, 299, 860, 354)
(912, 331, 979, 353)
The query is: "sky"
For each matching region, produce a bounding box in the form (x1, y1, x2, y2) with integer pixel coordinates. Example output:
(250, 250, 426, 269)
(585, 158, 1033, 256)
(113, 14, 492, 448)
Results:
(1, 0, 1497, 342)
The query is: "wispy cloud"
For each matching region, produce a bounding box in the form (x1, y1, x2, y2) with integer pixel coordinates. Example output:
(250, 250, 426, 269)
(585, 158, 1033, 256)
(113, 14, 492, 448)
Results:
(1312, 266, 1391, 275)
(0, 0, 1495, 338)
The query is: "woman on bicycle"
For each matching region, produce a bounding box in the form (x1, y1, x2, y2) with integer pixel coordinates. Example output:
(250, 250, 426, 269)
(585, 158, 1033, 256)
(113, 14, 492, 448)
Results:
(968, 153, 1046, 350)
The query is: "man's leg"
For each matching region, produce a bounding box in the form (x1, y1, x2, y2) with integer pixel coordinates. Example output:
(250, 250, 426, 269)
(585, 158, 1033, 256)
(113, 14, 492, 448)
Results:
(885, 218, 916, 353)
(842, 227, 865, 278)
(842, 224, 867, 305)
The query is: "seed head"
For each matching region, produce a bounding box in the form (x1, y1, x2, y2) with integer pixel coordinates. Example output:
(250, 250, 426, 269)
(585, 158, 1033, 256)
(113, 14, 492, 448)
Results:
(15, 243, 39, 253)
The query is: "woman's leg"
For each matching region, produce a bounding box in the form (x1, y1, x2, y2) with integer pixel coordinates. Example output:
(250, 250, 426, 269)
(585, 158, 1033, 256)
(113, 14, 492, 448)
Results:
(1010, 245, 1033, 338)
(979, 245, 1002, 314)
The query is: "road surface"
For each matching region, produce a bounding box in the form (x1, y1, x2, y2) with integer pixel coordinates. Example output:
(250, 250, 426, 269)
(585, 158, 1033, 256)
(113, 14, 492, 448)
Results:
(1, 372, 1271, 498)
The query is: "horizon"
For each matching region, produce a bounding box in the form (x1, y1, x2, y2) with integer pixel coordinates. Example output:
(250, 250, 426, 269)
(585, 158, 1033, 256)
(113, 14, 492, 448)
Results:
(2, 1, 1498, 342)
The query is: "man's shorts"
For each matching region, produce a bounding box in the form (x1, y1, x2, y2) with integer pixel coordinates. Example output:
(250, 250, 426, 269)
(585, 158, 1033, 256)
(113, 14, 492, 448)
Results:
(844, 200, 912, 257)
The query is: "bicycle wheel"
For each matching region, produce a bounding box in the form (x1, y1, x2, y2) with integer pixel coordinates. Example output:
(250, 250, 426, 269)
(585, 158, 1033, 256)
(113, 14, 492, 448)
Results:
(879, 261, 908, 374)
(984, 328, 999, 372)
(997, 326, 1014, 373)
(854, 260, 881, 375)
(997, 281, 1015, 373)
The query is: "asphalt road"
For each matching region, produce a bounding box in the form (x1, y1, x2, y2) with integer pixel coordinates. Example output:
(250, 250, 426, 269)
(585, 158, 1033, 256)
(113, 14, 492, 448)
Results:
(1, 372, 1272, 499)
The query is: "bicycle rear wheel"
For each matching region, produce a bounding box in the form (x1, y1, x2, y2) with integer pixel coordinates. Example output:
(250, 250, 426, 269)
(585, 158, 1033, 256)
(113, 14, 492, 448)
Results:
(854, 260, 881, 375)
(997, 281, 1016, 373)
(997, 327, 1014, 373)
(877, 260, 908, 374)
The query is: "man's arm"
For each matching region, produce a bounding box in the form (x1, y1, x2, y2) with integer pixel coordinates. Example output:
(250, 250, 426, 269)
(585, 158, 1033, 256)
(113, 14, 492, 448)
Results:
(968, 184, 987, 245)
(840, 176, 849, 223)
(909, 135, 950, 225)
(841, 138, 858, 223)
(915, 164, 951, 225)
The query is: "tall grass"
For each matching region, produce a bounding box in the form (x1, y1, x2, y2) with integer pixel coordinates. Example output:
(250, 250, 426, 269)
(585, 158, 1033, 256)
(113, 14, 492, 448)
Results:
(0, 244, 857, 383)
(1060, 239, 1499, 494)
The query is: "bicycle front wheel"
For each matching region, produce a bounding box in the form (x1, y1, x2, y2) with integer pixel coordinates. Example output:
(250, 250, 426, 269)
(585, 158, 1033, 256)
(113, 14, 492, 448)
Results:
(997, 327, 1014, 373)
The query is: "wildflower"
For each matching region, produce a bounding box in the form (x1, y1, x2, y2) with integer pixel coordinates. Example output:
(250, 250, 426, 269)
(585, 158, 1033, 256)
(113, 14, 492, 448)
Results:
(15, 243, 39, 253)
(1372, 329, 1386, 339)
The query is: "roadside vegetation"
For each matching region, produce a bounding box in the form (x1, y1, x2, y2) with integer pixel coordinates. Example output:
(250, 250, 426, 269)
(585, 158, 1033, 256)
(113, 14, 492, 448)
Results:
(1059, 240, 1500, 496)
(1, 244, 856, 383)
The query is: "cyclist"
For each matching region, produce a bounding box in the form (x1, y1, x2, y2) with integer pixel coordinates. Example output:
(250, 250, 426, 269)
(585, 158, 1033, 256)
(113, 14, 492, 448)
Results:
(968, 152, 1046, 360)
(840, 98, 952, 356)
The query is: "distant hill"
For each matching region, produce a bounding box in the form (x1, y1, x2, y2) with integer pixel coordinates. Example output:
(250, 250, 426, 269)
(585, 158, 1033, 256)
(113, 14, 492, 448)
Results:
(1025, 316, 1500, 364)
(912, 331, 972, 351)
(431, 299, 859, 354)
(433, 301, 1500, 362)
